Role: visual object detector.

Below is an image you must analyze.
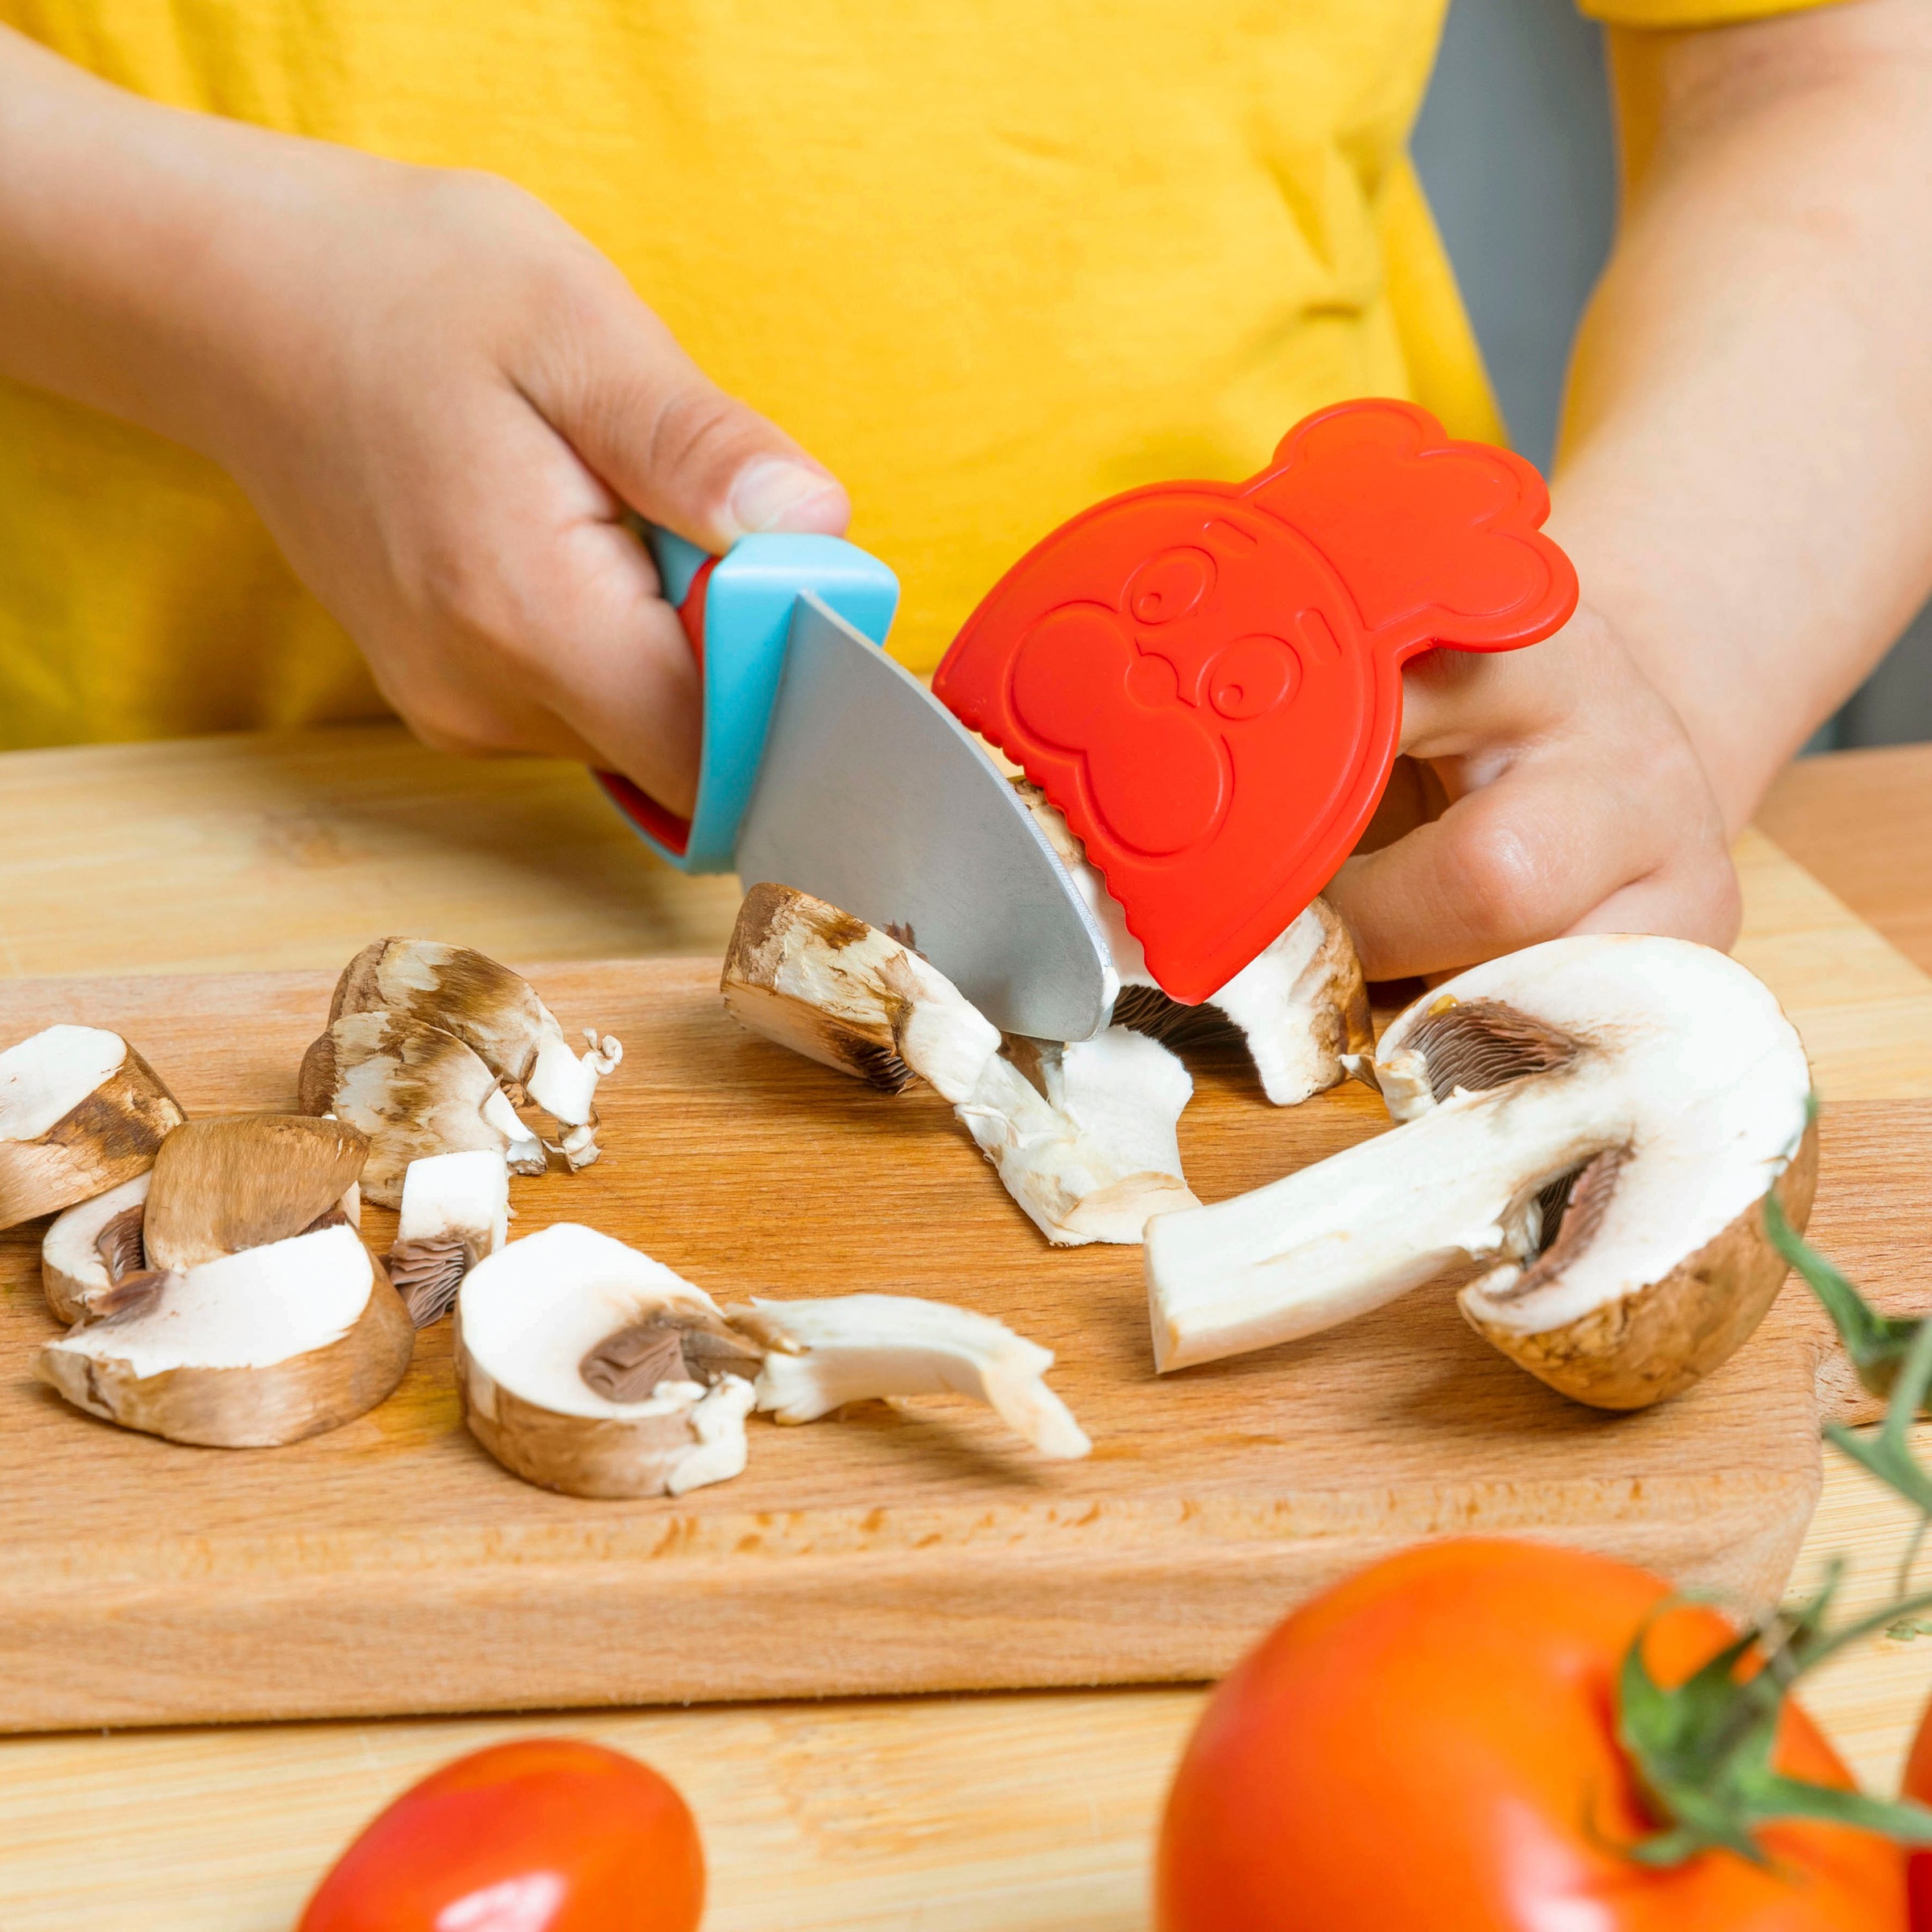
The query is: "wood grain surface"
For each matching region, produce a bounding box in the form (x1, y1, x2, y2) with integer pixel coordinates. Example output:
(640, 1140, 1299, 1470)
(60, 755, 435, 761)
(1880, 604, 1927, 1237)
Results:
(3, 727, 1932, 1928)
(2, 956, 1901, 1733)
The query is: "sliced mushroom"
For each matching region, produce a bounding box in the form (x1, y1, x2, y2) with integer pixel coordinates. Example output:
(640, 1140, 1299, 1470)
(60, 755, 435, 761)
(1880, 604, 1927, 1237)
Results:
(386, 1148, 511, 1327)
(299, 1012, 546, 1207)
(32, 1223, 414, 1447)
(723, 884, 1195, 1244)
(1144, 935, 1815, 1409)
(454, 1223, 758, 1499)
(960, 1029, 1199, 1245)
(1014, 784, 1372, 1105)
(0, 1025, 185, 1232)
(721, 881, 1001, 1103)
(41, 1170, 158, 1325)
(730, 1293, 1090, 1459)
(331, 939, 622, 1169)
(141, 1113, 369, 1274)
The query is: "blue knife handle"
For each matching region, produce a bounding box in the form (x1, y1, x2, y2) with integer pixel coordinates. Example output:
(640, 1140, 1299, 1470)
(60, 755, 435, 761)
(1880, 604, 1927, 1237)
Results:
(596, 525, 901, 873)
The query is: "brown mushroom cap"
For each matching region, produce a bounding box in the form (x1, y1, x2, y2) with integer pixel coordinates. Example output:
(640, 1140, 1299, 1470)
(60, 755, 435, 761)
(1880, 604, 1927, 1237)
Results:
(142, 1113, 369, 1274)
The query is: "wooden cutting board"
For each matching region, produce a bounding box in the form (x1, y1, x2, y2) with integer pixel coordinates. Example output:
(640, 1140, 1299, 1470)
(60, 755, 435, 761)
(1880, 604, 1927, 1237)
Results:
(0, 960, 1920, 1734)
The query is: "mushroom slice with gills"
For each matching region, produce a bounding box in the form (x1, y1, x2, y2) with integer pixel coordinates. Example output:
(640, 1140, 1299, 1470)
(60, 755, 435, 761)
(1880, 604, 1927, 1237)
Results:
(729, 1294, 1091, 1459)
(139, 1113, 369, 1274)
(330, 939, 621, 1170)
(722, 883, 1195, 1244)
(0, 1025, 185, 1232)
(454, 1224, 759, 1499)
(386, 1148, 511, 1327)
(41, 1170, 162, 1325)
(1144, 935, 1817, 1410)
(721, 881, 1001, 1103)
(32, 1223, 414, 1447)
(963, 1029, 1199, 1245)
(1013, 783, 1373, 1106)
(299, 1011, 546, 1208)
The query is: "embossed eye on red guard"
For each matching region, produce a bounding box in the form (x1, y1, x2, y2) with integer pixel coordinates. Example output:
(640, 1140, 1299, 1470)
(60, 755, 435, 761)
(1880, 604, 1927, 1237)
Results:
(931, 398, 1579, 1005)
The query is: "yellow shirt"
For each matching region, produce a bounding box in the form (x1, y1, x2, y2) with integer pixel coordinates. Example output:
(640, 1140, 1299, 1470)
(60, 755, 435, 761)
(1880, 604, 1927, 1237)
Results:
(0, 0, 1831, 747)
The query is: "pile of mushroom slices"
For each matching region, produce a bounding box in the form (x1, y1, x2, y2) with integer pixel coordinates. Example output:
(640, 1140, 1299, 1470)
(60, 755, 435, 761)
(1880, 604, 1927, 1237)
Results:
(298, 938, 625, 1209)
(453, 1223, 1088, 1499)
(1146, 933, 1818, 1410)
(720, 802, 1373, 1251)
(28, 1096, 414, 1449)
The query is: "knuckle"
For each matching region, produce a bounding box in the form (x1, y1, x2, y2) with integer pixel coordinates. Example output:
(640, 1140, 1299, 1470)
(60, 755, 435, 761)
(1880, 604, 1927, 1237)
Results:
(1445, 819, 1567, 950)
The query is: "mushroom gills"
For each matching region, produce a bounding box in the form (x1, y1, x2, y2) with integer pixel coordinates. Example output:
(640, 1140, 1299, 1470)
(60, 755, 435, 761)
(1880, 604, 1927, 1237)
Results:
(1013, 783, 1373, 1106)
(33, 1222, 415, 1447)
(300, 1011, 547, 1207)
(386, 1148, 511, 1326)
(732, 1293, 1091, 1459)
(331, 939, 621, 1167)
(0, 1025, 185, 1232)
(722, 883, 1195, 1245)
(1144, 935, 1816, 1408)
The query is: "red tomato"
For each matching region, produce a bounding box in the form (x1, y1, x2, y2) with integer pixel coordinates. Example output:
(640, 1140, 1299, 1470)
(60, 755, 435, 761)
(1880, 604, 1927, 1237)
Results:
(298, 1737, 704, 1932)
(1901, 1690, 1932, 1926)
(1157, 1538, 1904, 1932)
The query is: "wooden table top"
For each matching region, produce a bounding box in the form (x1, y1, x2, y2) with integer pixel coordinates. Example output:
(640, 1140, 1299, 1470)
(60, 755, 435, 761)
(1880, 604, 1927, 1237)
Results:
(2, 724, 1931, 1929)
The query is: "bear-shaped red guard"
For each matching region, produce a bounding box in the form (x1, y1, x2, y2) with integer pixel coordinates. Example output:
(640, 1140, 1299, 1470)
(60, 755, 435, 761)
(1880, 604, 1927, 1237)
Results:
(932, 398, 1579, 1004)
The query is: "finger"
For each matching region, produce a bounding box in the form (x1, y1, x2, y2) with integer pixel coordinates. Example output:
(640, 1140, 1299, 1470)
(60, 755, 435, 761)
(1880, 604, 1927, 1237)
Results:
(1396, 609, 1616, 762)
(520, 266, 850, 555)
(1567, 856, 1742, 952)
(1325, 759, 1671, 980)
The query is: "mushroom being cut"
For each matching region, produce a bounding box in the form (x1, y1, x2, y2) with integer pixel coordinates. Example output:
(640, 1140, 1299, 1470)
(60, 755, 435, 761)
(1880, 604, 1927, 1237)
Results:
(300, 1011, 547, 1208)
(140, 1113, 369, 1274)
(1145, 935, 1816, 1410)
(731, 1293, 1091, 1459)
(721, 882, 1196, 1244)
(386, 1148, 511, 1327)
(1016, 783, 1373, 1107)
(455, 1224, 762, 1499)
(33, 1222, 415, 1447)
(0, 1025, 185, 1232)
(330, 939, 622, 1170)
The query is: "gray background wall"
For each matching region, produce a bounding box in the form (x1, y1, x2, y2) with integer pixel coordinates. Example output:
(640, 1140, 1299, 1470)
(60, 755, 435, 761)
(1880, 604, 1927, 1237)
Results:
(1410, 0, 1932, 751)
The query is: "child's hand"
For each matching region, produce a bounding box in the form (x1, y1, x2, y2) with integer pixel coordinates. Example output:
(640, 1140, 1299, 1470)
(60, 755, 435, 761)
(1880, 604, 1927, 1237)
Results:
(1325, 606, 1741, 982)
(206, 167, 845, 817)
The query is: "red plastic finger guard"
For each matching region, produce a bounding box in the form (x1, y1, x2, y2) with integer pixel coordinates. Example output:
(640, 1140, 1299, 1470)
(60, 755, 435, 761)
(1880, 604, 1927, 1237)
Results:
(932, 398, 1579, 1005)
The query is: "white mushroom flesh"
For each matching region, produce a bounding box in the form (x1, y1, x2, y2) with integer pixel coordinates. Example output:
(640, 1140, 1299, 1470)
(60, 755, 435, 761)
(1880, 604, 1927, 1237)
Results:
(1146, 934, 1813, 1372)
(41, 1170, 151, 1323)
(0, 1026, 128, 1139)
(43, 1223, 375, 1376)
(960, 1030, 1199, 1245)
(731, 1292, 1090, 1459)
(398, 1148, 510, 1253)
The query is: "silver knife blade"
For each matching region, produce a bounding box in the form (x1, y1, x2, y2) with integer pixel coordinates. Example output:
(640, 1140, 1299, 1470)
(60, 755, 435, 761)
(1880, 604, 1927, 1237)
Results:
(735, 592, 1117, 1040)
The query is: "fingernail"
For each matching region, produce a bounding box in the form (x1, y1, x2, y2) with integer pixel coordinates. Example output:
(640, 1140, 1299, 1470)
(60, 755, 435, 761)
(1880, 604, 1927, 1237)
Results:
(728, 458, 848, 536)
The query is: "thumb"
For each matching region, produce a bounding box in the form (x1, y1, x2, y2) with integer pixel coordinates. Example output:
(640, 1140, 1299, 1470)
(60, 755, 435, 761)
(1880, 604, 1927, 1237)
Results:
(522, 278, 850, 555)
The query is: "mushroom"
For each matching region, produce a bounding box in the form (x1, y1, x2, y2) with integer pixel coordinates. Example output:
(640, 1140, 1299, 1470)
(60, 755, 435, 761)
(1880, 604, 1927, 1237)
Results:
(32, 1223, 415, 1447)
(299, 1011, 547, 1207)
(386, 1148, 511, 1326)
(454, 1224, 761, 1499)
(1014, 784, 1373, 1106)
(0, 1025, 184, 1232)
(1143, 935, 1816, 1409)
(141, 1113, 369, 1273)
(722, 883, 1196, 1244)
(40, 1170, 159, 1325)
(721, 880, 1001, 1104)
(962, 1029, 1199, 1245)
(730, 1293, 1091, 1459)
(330, 939, 621, 1169)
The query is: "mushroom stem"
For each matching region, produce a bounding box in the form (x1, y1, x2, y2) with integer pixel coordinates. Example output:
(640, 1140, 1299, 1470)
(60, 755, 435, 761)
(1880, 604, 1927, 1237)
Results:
(729, 1294, 1090, 1459)
(1145, 935, 1815, 1407)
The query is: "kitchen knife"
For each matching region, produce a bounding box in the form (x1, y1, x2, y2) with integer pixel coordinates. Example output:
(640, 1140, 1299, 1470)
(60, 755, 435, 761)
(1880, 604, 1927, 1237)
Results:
(596, 527, 1117, 1042)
